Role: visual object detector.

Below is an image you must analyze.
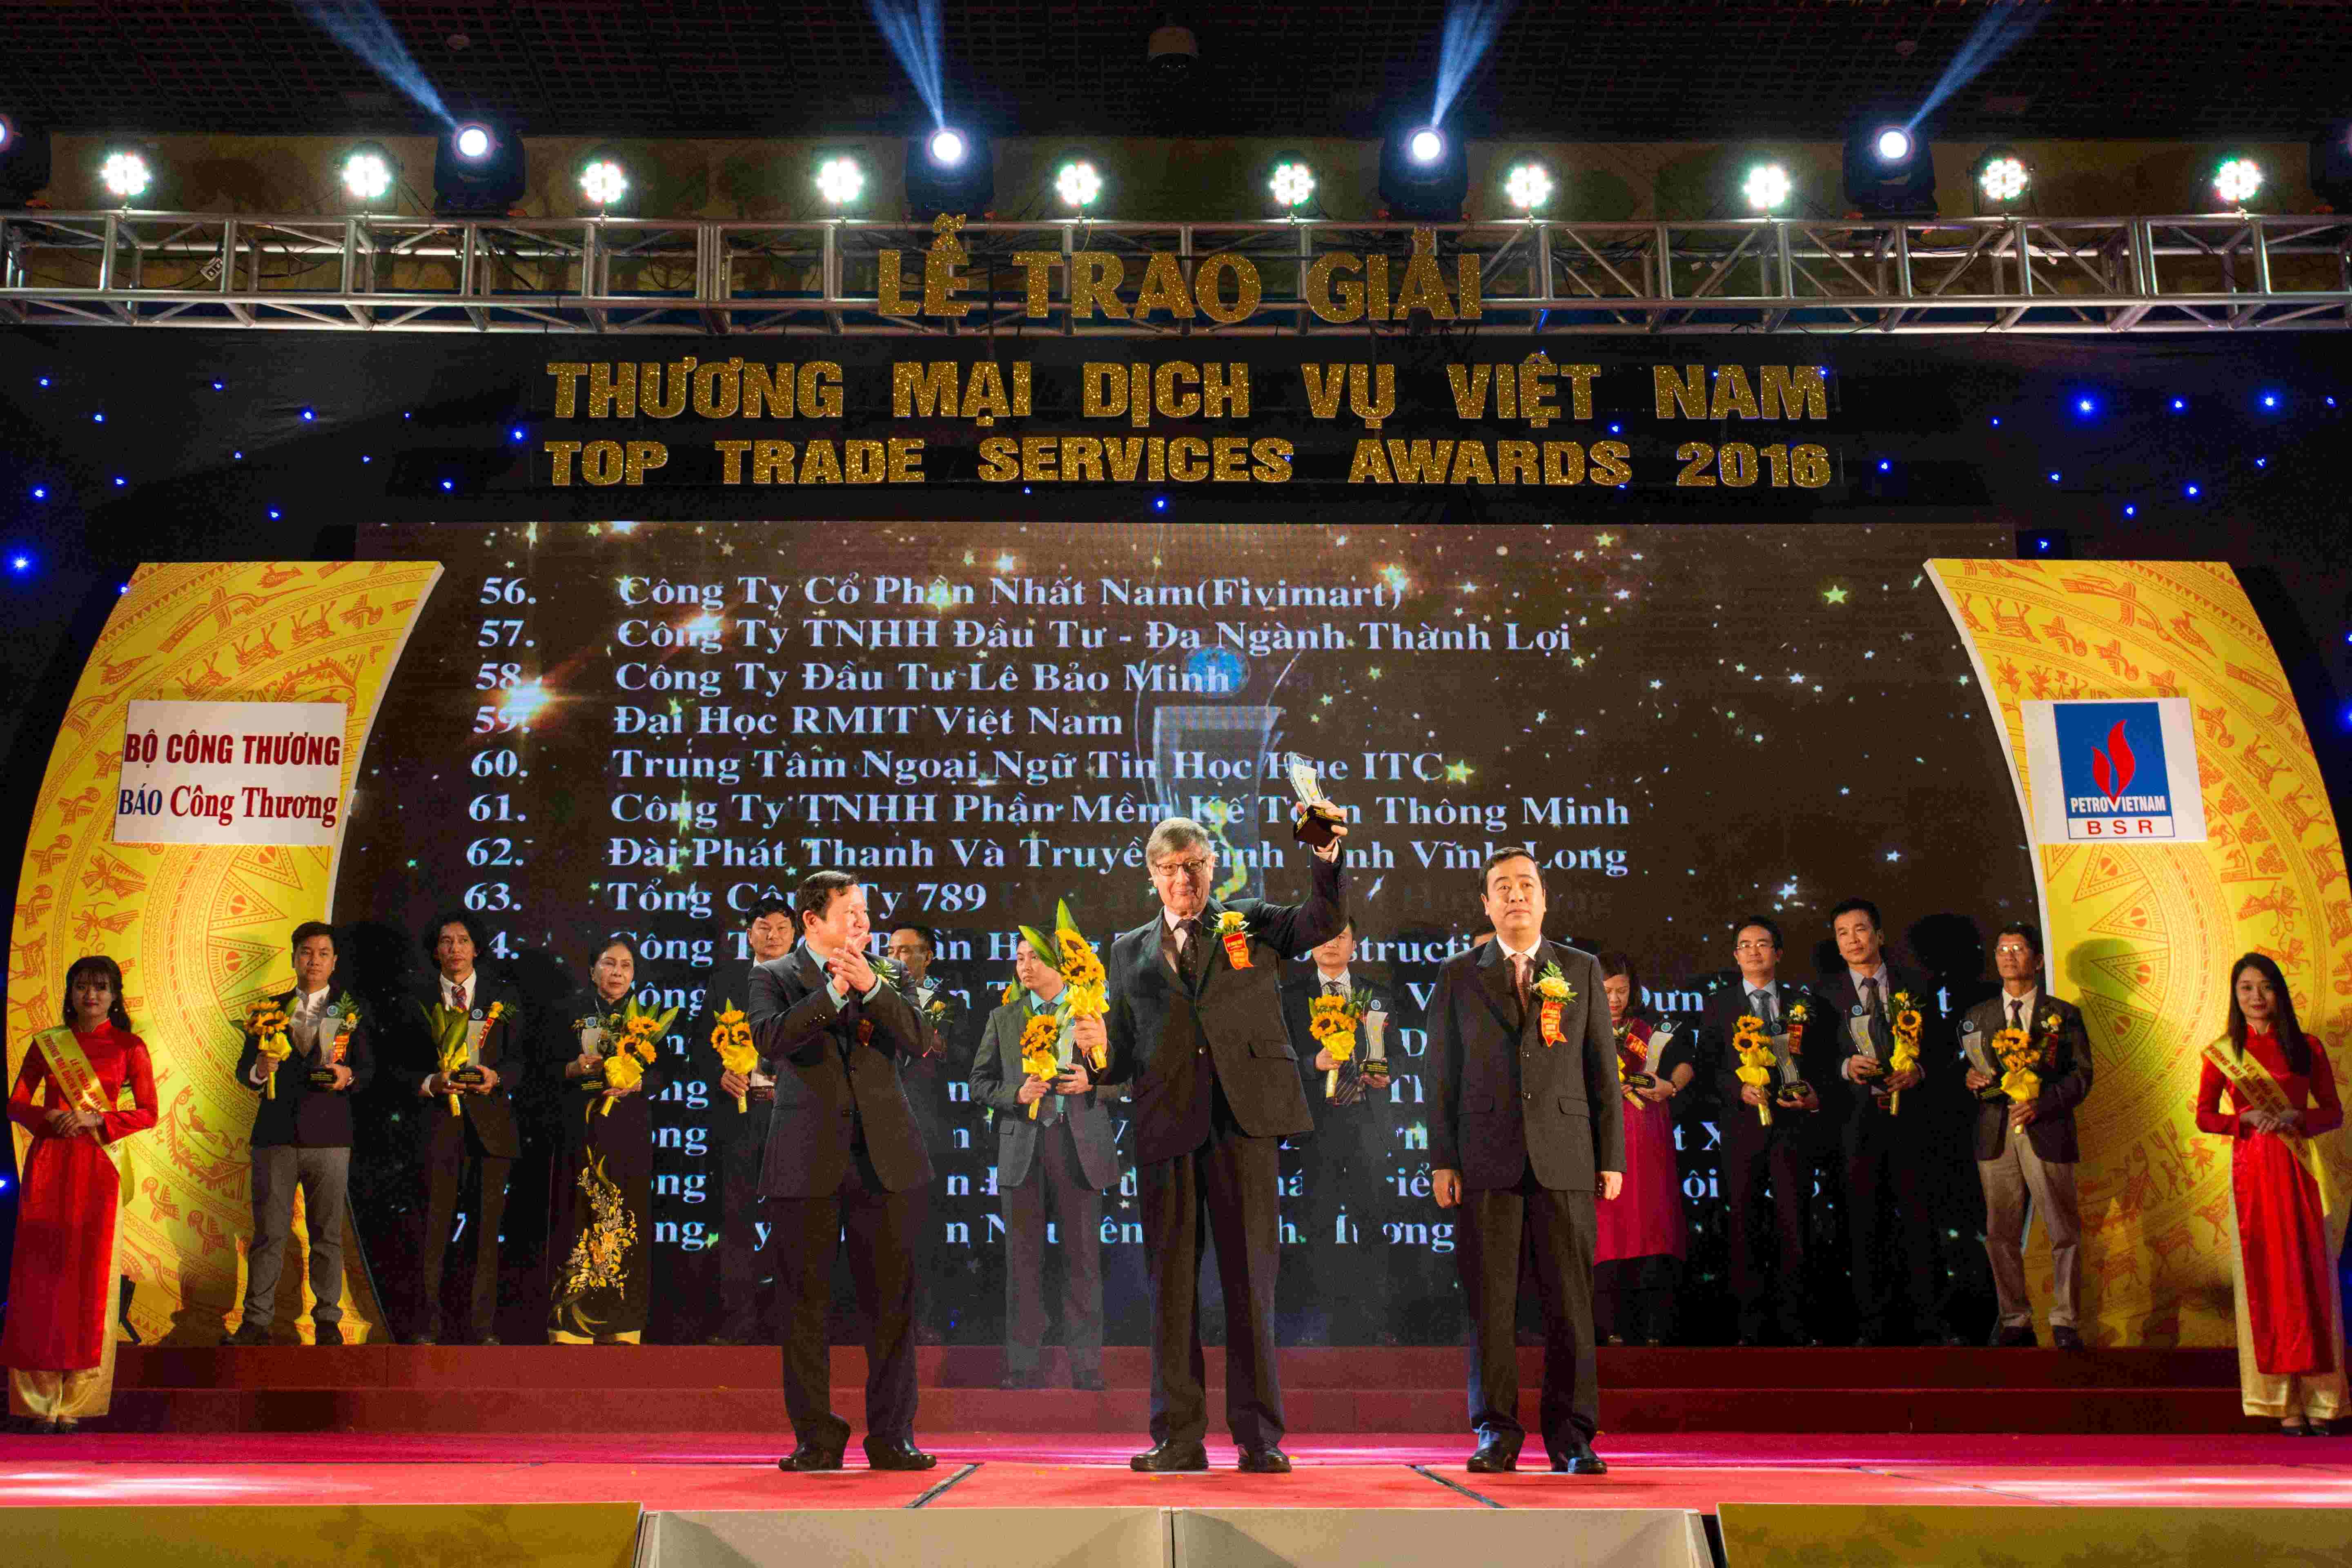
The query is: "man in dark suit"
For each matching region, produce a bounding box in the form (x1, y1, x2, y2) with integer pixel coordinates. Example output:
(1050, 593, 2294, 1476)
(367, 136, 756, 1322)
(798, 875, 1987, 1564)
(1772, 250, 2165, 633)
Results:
(1429, 847, 1624, 1475)
(1820, 897, 1961, 1346)
(226, 920, 376, 1346)
(1958, 920, 2093, 1350)
(971, 934, 1120, 1390)
(1087, 814, 1347, 1473)
(391, 911, 527, 1346)
(1694, 915, 1833, 1347)
(1278, 919, 1396, 1344)
(702, 898, 795, 1345)
(751, 870, 935, 1474)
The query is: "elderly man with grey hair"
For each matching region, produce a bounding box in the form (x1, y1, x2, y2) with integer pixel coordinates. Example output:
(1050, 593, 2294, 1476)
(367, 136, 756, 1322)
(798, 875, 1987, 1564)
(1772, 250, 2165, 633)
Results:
(1076, 813, 1348, 1473)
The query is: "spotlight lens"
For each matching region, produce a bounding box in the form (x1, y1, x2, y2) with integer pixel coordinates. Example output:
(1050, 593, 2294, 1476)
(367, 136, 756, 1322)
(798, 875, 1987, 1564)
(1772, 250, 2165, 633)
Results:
(1506, 163, 1553, 212)
(929, 129, 966, 167)
(1056, 160, 1101, 209)
(1978, 155, 2029, 203)
(1409, 129, 1443, 165)
(342, 151, 393, 202)
(1743, 163, 1791, 212)
(1270, 160, 1315, 208)
(455, 125, 492, 161)
(0, 118, 11, 154)
(815, 156, 865, 207)
(580, 158, 627, 207)
(1875, 127, 1912, 162)
(2214, 156, 2262, 206)
(100, 151, 151, 200)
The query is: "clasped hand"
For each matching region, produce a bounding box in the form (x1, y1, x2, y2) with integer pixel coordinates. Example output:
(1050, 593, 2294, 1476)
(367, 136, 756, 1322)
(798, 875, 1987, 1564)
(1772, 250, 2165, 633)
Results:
(45, 1105, 104, 1135)
(826, 948, 877, 995)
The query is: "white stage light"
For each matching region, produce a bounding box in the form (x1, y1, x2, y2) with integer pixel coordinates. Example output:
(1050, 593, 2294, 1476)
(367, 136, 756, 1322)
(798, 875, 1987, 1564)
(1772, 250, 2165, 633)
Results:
(99, 151, 150, 201)
(1743, 162, 1791, 212)
(929, 128, 966, 167)
(1056, 160, 1101, 209)
(1978, 154, 2029, 204)
(2214, 156, 2263, 206)
(815, 156, 864, 207)
(579, 158, 627, 208)
(454, 124, 493, 161)
(1875, 127, 1913, 162)
(1270, 160, 1315, 208)
(341, 148, 393, 203)
(1408, 128, 1444, 165)
(1505, 162, 1552, 212)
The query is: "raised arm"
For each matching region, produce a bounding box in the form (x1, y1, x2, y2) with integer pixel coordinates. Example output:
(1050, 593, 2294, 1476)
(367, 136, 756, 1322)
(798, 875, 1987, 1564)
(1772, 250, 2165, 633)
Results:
(1247, 852, 1349, 961)
(748, 960, 853, 1069)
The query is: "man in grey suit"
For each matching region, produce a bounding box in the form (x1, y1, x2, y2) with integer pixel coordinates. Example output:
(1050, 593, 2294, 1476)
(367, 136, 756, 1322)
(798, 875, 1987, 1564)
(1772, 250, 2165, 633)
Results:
(971, 935, 1121, 1390)
(1958, 920, 2093, 1350)
(748, 870, 935, 1474)
(1429, 846, 1624, 1476)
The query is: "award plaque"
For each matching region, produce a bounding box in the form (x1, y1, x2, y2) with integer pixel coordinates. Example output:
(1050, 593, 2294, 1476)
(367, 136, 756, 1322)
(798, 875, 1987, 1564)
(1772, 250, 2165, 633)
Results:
(1284, 753, 1347, 847)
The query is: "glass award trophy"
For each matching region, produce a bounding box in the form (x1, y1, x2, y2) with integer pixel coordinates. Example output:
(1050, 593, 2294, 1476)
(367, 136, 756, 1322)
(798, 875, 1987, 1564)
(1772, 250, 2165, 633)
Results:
(1284, 752, 1347, 847)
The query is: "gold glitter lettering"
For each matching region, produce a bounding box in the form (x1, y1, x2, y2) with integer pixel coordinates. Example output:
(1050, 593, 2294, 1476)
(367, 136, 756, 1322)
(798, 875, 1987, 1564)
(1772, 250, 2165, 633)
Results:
(1348, 364, 1396, 431)
(1020, 436, 1060, 482)
(1448, 440, 1496, 485)
(622, 441, 668, 486)
(546, 363, 588, 419)
(1348, 439, 1394, 483)
(1497, 441, 1540, 485)
(1250, 438, 1293, 483)
(1519, 354, 1559, 430)
(1129, 364, 1151, 429)
(543, 440, 581, 485)
(844, 440, 886, 483)
(1392, 231, 1453, 320)
(894, 362, 960, 419)
(580, 440, 625, 486)
(877, 251, 919, 317)
(1081, 364, 1127, 420)
(1010, 252, 1058, 317)
(1300, 365, 1347, 419)
(964, 361, 1011, 426)
(1305, 254, 1363, 323)
(976, 437, 1019, 481)
(1133, 252, 1195, 320)
(1155, 362, 1200, 420)
(691, 359, 742, 419)
(713, 440, 750, 484)
(587, 363, 637, 419)
(1654, 365, 1708, 419)
(1446, 364, 1492, 419)
(1062, 436, 1105, 482)
(639, 360, 691, 419)
(1560, 364, 1599, 421)
(922, 216, 974, 318)
(799, 363, 844, 420)
(1759, 365, 1830, 419)
(1201, 363, 1250, 419)
(800, 440, 843, 484)
(887, 438, 925, 483)
(742, 364, 794, 419)
(1542, 442, 1586, 485)
(1070, 253, 1127, 320)
(1194, 254, 1261, 325)
(1711, 365, 1761, 420)
(1589, 439, 1633, 487)
(1166, 437, 1211, 483)
(752, 440, 794, 484)
(1210, 436, 1251, 482)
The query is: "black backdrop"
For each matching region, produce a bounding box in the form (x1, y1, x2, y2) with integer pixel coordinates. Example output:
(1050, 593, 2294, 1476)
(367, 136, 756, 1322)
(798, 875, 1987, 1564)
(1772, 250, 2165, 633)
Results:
(2, 325, 2349, 1345)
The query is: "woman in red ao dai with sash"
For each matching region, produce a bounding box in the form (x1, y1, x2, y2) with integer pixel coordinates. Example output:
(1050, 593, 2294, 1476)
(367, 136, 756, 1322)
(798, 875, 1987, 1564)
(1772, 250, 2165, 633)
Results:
(2195, 953, 2345, 1434)
(1593, 953, 1691, 1345)
(1, 956, 158, 1430)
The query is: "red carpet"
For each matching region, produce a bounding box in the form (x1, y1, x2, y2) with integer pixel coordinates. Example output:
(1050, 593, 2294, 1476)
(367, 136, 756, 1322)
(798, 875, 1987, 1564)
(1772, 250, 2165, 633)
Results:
(3, 1434, 2349, 1512)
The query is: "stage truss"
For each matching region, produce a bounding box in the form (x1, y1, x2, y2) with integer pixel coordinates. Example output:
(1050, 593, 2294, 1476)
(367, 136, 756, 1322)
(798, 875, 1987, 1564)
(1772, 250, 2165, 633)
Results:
(1, 210, 2348, 336)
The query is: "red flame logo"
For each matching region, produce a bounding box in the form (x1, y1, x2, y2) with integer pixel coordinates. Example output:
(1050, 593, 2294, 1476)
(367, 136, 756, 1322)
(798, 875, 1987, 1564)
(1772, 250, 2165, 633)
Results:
(2091, 720, 2136, 802)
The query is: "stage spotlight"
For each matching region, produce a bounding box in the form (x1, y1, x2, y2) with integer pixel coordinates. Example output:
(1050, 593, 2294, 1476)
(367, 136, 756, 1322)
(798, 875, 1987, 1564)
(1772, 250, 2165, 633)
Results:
(1742, 163, 1791, 214)
(1974, 146, 2030, 207)
(1505, 162, 1553, 213)
(1055, 160, 1102, 210)
(0, 114, 51, 206)
(579, 154, 628, 211)
(905, 128, 993, 219)
(815, 155, 864, 210)
(1843, 118, 1933, 216)
(2310, 122, 2352, 211)
(1378, 125, 1468, 220)
(434, 122, 524, 215)
(340, 143, 396, 207)
(2213, 156, 2263, 208)
(99, 150, 151, 204)
(1269, 158, 1315, 210)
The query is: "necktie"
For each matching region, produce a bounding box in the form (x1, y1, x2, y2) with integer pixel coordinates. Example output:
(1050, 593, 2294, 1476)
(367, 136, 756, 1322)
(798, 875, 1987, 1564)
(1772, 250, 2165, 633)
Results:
(446, 981, 466, 1011)
(2009, 998, 2024, 1031)
(1750, 988, 1776, 1033)
(1860, 977, 1882, 1018)
(1178, 918, 1204, 988)
(1512, 952, 1531, 1011)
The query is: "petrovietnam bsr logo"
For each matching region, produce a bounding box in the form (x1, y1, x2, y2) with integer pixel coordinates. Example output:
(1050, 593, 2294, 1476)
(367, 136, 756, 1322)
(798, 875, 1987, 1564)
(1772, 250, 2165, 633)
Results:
(2051, 701, 2180, 839)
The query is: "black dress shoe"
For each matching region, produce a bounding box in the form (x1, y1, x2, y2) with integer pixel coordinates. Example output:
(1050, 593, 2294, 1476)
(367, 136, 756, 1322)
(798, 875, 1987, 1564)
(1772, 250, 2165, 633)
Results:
(1466, 1439, 1520, 1473)
(1236, 1447, 1292, 1474)
(313, 1322, 344, 1346)
(1550, 1439, 1607, 1475)
(1992, 1325, 2039, 1348)
(865, 1441, 937, 1471)
(223, 1322, 273, 1348)
(779, 1443, 845, 1472)
(2052, 1326, 2087, 1352)
(1131, 1441, 1210, 1472)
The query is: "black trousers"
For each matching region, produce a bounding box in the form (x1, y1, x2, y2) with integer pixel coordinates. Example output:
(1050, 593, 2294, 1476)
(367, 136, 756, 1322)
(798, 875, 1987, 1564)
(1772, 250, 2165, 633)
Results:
(1137, 1102, 1285, 1451)
(1721, 1129, 1812, 1336)
(1454, 1164, 1598, 1456)
(713, 1134, 768, 1339)
(1283, 1109, 1390, 1342)
(419, 1135, 510, 1343)
(1846, 1129, 1939, 1334)
(1003, 1120, 1105, 1379)
(771, 1144, 919, 1453)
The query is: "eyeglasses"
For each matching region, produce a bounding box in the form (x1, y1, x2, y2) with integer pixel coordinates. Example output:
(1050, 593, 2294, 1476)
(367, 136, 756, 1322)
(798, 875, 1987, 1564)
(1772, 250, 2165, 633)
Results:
(1993, 944, 2036, 956)
(1152, 856, 1213, 879)
(1733, 940, 1776, 952)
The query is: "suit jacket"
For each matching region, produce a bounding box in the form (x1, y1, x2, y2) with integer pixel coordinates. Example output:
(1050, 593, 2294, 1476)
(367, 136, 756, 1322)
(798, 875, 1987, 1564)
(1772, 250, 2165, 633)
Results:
(236, 984, 376, 1148)
(1815, 961, 1943, 1154)
(969, 998, 1120, 1191)
(1280, 967, 1398, 1134)
(748, 944, 932, 1198)
(1097, 853, 1346, 1167)
(1428, 939, 1625, 1192)
(1693, 980, 1837, 1151)
(1959, 990, 2093, 1163)
(390, 975, 529, 1160)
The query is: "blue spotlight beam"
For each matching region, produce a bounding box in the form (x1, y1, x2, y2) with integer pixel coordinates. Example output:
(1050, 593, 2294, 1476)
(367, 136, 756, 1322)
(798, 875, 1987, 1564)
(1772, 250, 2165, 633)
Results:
(868, 0, 947, 130)
(1432, 0, 1515, 130)
(295, 0, 452, 127)
(1909, 2, 2048, 131)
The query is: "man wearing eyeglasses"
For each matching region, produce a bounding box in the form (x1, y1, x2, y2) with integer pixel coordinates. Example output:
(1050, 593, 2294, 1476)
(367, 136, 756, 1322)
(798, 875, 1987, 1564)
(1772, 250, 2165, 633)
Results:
(1084, 814, 1348, 1474)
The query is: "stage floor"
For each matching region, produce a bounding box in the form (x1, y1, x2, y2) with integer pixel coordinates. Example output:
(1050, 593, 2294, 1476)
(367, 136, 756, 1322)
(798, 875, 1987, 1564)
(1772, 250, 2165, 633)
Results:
(6, 1432, 2351, 1513)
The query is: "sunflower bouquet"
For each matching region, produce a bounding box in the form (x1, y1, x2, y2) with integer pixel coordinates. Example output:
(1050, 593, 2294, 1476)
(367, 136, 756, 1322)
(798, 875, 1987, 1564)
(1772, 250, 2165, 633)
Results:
(1991, 1026, 2041, 1105)
(1019, 899, 1109, 1070)
(1732, 1013, 1777, 1127)
(427, 1000, 506, 1117)
(588, 996, 678, 1117)
(1018, 1011, 1063, 1120)
(1887, 993, 1924, 1116)
(710, 1002, 756, 1113)
(244, 1000, 293, 1099)
(1308, 988, 1378, 1098)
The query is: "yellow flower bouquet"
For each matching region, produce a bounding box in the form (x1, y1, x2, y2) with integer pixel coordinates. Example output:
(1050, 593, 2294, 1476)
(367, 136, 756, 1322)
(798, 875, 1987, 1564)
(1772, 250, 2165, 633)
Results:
(1991, 1025, 2041, 1105)
(1307, 989, 1375, 1098)
(1887, 997, 1923, 1116)
(710, 1002, 756, 1112)
(245, 1000, 292, 1099)
(1019, 899, 1109, 1069)
(1732, 1013, 1776, 1127)
(588, 997, 678, 1117)
(1018, 1012, 1063, 1120)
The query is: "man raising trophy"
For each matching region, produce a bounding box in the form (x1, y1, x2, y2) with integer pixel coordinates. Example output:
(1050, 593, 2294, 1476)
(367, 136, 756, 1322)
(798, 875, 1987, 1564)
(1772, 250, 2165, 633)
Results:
(1085, 806, 1348, 1473)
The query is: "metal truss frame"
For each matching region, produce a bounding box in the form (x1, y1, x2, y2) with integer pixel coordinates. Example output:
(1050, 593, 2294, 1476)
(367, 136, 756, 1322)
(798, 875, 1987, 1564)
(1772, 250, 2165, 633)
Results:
(2, 210, 2348, 336)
